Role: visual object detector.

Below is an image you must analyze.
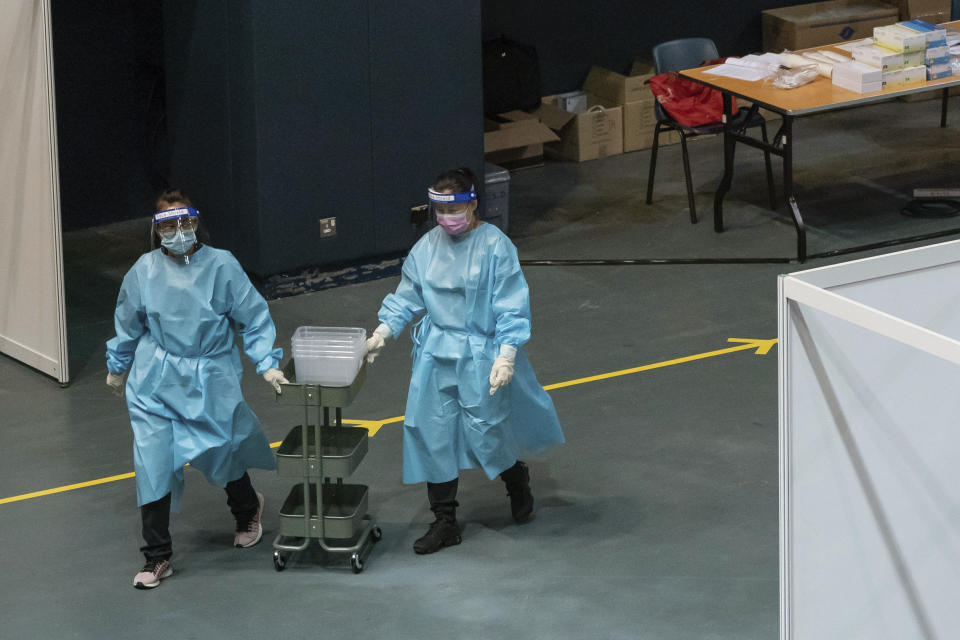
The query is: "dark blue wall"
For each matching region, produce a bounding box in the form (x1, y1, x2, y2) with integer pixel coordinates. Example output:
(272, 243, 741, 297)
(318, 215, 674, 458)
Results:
(51, 0, 166, 230)
(163, 1, 484, 275)
(482, 0, 821, 94)
(54, 0, 832, 271)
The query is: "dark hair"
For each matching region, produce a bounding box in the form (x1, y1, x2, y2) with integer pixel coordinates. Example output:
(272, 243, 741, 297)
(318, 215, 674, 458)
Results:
(431, 167, 481, 206)
(150, 187, 211, 250)
(155, 188, 193, 210)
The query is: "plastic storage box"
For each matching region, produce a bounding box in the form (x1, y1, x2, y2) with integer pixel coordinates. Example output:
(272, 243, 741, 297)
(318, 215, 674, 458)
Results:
(483, 162, 510, 233)
(291, 326, 365, 386)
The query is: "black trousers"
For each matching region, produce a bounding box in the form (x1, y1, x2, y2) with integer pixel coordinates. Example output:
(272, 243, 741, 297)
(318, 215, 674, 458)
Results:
(139, 471, 259, 561)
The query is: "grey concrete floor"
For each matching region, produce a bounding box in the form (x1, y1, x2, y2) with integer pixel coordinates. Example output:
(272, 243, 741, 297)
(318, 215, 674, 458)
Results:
(2, 97, 959, 639)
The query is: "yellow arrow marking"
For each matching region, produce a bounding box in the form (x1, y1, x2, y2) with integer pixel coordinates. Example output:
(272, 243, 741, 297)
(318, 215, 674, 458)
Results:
(0, 338, 775, 506)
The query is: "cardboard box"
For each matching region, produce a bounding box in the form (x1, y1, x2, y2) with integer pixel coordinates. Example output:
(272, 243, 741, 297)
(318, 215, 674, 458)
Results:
(483, 115, 560, 167)
(582, 64, 688, 153)
(583, 65, 652, 105)
(762, 0, 899, 52)
(542, 96, 623, 162)
(894, 0, 950, 22)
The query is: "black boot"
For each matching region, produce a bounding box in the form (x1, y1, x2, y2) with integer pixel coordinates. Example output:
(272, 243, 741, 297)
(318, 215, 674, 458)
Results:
(414, 479, 462, 554)
(500, 461, 534, 523)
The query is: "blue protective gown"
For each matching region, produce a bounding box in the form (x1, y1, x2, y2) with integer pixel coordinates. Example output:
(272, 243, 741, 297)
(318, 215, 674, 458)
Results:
(106, 246, 280, 509)
(378, 223, 564, 484)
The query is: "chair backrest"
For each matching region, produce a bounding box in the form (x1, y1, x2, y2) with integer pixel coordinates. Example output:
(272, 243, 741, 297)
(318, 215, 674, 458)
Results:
(651, 38, 719, 74)
(650, 38, 719, 123)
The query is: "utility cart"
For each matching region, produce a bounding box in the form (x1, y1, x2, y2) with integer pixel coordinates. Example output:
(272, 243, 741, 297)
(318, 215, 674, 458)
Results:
(272, 359, 381, 573)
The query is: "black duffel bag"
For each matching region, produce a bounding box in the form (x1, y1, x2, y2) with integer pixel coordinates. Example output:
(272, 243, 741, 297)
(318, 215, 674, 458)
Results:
(482, 36, 541, 116)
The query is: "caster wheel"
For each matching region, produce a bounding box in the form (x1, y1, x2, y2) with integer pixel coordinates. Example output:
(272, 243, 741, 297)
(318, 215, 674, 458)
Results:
(371, 526, 383, 542)
(273, 551, 287, 572)
(351, 553, 364, 574)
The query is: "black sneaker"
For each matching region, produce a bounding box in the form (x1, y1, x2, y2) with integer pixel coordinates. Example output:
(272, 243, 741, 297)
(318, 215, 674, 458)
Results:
(413, 518, 462, 554)
(503, 461, 534, 523)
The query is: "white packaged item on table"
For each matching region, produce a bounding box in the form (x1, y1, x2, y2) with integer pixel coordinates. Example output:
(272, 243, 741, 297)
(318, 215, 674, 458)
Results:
(873, 24, 927, 53)
(926, 45, 950, 65)
(818, 50, 851, 63)
(898, 20, 948, 47)
(770, 65, 819, 88)
(927, 62, 952, 80)
(900, 64, 927, 87)
(853, 44, 924, 70)
(780, 52, 830, 77)
(802, 51, 836, 64)
(833, 75, 883, 93)
(832, 61, 883, 92)
(882, 65, 926, 89)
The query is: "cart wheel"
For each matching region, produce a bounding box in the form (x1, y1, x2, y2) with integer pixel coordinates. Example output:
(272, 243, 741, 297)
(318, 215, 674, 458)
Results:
(273, 551, 287, 572)
(350, 553, 364, 574)
(371, 526, 383, 542)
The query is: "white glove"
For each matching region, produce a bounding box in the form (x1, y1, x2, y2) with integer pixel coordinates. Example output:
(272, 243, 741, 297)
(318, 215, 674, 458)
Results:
(364, 324, 391, 364)
(106, 371, 126, 396)
(263, 368, 289, 394)
(489, 345, 517, 395)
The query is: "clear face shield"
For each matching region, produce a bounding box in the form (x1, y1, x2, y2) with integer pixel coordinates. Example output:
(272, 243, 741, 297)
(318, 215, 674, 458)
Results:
(153, 207, 200, 263)
(428, 187, 477, 235)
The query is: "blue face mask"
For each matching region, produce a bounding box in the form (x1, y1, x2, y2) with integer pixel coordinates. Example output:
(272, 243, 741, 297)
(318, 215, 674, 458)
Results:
(161, 228, 197, 255)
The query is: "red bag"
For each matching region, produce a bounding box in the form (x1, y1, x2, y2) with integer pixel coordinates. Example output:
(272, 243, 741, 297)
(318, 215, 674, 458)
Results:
(647, 66, 737, 128)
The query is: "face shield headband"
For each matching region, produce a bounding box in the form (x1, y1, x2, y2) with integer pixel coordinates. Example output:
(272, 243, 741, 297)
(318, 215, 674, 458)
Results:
(428, 187, 477, 235)
(427, 188, 477, 209)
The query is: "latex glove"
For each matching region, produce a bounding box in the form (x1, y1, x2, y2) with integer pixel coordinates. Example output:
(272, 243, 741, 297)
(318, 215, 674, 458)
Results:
(106, 371, 126, 396)
(489, 345, 517, 395)
(263, 368, 289, 394)
(364, 324, 391, 364)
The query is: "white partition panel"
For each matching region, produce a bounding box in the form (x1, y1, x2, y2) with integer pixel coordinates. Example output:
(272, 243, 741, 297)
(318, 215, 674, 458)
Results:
(0, 0, 68, 382)
(779, 240, 960, 640)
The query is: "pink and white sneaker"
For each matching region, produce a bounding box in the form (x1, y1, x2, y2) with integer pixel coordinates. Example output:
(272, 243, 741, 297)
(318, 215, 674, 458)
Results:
(234, 492, 265, 548)
(133, 559, 173, 589)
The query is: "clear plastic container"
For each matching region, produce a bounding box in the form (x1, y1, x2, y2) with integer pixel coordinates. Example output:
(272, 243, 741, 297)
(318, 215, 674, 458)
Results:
(292, 326, 366, 386)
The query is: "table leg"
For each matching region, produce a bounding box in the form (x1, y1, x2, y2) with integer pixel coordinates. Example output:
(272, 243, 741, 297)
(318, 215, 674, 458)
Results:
(781, 116, 806, 262)
(941, 88, 948, 128)
(713, 92, 736, 233)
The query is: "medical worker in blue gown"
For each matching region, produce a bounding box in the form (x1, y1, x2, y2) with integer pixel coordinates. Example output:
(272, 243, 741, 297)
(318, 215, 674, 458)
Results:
(364, 167, 565, 555)
(106, 189, 288, 590)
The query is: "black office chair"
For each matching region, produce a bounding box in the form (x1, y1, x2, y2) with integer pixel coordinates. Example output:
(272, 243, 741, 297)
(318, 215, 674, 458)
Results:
(645, 37, 776, 224)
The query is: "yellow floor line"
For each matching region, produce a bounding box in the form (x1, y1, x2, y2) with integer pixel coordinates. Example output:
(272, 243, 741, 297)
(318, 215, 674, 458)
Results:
(0, 472, 136, 505)
(0, 338, 775, 506)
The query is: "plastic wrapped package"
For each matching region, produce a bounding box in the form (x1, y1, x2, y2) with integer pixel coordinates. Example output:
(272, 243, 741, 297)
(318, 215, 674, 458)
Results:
(769, 65, 820, 89)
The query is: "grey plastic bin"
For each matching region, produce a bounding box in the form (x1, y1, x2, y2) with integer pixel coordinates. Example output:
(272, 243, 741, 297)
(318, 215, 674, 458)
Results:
(483, 162, 510, 233)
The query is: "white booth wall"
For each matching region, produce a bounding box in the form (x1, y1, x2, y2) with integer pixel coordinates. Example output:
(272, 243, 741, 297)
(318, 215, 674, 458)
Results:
(0, 0, 68, 382)
(781, 250, 960, 639)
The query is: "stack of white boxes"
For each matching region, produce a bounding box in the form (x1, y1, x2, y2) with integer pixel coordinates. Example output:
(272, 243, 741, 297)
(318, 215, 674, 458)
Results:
(898, 19, 952, 80)
(836, 19, 950, 93)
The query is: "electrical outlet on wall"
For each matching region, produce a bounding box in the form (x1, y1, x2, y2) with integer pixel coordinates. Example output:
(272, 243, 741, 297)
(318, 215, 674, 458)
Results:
(318, 217, 337, 237)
